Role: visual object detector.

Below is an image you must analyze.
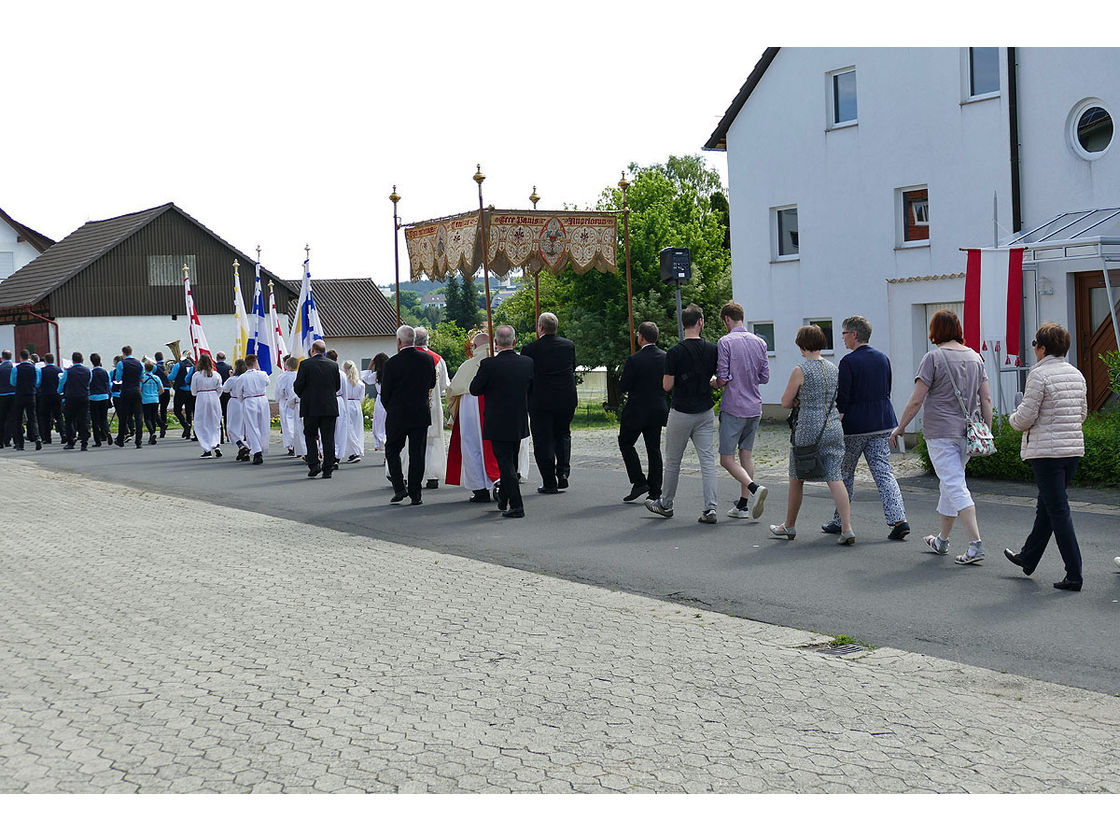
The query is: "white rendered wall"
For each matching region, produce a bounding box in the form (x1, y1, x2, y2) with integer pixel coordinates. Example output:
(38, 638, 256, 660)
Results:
(0, 221, 44, 279)
(0, 324, 14, 353)
(55, 314, 252, 367)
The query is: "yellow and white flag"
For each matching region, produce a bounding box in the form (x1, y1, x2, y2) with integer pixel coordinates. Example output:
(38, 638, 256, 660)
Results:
(232, 260, 251, 360)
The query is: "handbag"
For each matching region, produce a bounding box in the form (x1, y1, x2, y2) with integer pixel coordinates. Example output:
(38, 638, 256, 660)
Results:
(936, 346, 996, 457)
(790, 367, 833, 481)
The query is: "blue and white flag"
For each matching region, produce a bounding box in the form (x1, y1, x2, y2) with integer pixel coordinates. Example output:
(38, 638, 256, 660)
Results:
(288, 254, 324, 361)
(247, 263, 273, 374)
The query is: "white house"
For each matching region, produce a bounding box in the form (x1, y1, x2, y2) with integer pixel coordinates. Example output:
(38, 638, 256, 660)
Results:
(705, 47, 1120, 421)
(0, 206, 55, 352)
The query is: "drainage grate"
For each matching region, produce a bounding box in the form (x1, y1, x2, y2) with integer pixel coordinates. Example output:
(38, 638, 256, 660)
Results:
(818, 643, 867, 656)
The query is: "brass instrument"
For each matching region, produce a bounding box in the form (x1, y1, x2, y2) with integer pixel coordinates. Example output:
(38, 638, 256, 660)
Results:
(165, 340, 185, 372)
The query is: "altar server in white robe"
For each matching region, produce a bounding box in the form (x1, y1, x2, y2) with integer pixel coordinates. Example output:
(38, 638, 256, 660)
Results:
(235, 354, 271, 465)
(190, 354, 225, 458)
(275, 355, 298, 456)
(221, 358, 248, 459)
(360, 353, 389, 451)
(325, 349, 350, 464)
(286, 356, 307, 459)
(414, 326, 450, 487)
(341, 360, 365, 462)
(445, 331, 499, 502)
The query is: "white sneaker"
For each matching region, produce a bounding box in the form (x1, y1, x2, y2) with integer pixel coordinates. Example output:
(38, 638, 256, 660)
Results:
(727, 503, 751, 519)
(750, 485, 767, 519)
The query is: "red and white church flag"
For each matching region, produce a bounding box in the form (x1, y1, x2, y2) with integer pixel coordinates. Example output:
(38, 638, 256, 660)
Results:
(182, 263, 213, 359)
(964, 247, 1025, 365)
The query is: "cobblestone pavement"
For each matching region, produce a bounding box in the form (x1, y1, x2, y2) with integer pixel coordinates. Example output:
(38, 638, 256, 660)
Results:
(3, 459, 1119, 794)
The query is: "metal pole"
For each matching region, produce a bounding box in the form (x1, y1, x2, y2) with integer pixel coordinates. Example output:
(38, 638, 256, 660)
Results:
(1102, 259, 1120, 354)
(674, 282, 684, 342)
(390, 186, 402, 327)
(475, 165, 495, 355)
(530, 186, 541, 329)
(620, 172, 635, 355)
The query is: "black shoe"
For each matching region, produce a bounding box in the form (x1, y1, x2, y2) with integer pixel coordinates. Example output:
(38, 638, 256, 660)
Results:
(502, 509, 525, 518)
(470, 489, 492, 503)
(34, 440, 42, 450)
(347, 454, 360, 463)
(390, 490, 409, 504)
(888, 521, 911, 541)
(252, 453, 264, 465)
(136, 441, 142, 449)
(80, 442, 87, 451)
(201, 450, 213, 458)
(159, 429, 166, 438)
(93, 440, 102, 447)
(1004, 548, 1038, 576)
(1053, 579, 1082, 591)
(213, 447, 223, 458)
(181, 430, 190, 439)
(557, 476, 569, 489)
(821, 521, 842, 534)
(116, 439, 124, 448)
(287, 448, 295, 457)
(322, 469, 333, 479)
(497, 495, 508, 511)
(425, 479, 439, 489)
(308, 465, 322, 478)
(410, 498, 423, 506)
(63, 442, 76, 450)
(537, 486, 560, 495)
(149, 435, 157, 445)
(623, 482, 650, 502)
(237, 448, 250, 462)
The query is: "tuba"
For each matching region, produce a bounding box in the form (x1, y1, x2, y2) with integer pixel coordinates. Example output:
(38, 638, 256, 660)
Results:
(165, 340, 184, 372)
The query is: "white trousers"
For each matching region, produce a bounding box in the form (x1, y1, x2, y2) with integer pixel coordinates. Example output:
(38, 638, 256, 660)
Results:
(926, 437, 973, 516)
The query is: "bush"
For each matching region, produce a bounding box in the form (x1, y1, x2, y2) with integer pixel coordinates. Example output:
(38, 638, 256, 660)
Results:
(915, 411, 1120, 487)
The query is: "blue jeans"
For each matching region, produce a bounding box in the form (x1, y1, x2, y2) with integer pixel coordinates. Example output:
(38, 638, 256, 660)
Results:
(1020, 457, 1082, 582)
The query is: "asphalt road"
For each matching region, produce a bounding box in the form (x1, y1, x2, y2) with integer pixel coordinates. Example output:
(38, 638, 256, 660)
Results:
(8, 436, 1120, 695)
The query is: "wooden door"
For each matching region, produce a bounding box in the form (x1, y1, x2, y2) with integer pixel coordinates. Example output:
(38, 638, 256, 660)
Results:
(1074, 271, 1120, 410)
(14, 322, 49, 359)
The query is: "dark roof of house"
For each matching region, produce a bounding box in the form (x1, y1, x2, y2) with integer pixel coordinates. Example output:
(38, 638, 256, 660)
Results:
(702, 47, 781, 151)
(287, 279, 397, 338)
(0, 202, 297, 309)
(0, 206, 55, 253)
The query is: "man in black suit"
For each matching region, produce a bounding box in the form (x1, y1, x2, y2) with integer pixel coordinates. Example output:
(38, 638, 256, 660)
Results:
(381, 325, 437, 505)
(470, 325, 534, 518)
(520, 311, 577, 494)
(293, 339, 341, 478)
(617, 321, 668, 502)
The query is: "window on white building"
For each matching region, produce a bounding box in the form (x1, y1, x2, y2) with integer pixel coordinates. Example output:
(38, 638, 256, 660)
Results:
(773, 206, 799, 259)
(898, 186, 930, 244)
(805, 317, 834, 354)
(1071, 102, 1114, 158)
(968, 48, 1000, 98)
(828, 68, 857, 127)
(750, 321, 776, 354)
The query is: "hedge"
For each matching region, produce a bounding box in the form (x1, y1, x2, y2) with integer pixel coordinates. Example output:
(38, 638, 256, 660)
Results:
(915, 410, 1120, 487)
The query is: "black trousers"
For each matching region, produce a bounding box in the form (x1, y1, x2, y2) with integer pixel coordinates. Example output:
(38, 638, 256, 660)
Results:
(116, 390, 144, 447)
(1020, 457, 1083, 583)
(219, 392, 231, 441)
(491, 439, 524, 512)
(90, 400, 111, 443)
(530, 406, 574, 489)
(12, 395, 39, 446)
(142, 403, 159, 438)
(157, 390, 171, 434)
(38, 393, 63, 442)
(173, 389, 194, 433)
(386, 425, 428, 500)
(0, 394, 14, 446)
(64, 396, 90, 444)
(618, 423, 664, 496)
(303, 414, 337, 472)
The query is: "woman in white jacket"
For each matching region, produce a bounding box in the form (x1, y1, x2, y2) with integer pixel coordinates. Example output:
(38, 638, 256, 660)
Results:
(1004, 322, 1088, 592)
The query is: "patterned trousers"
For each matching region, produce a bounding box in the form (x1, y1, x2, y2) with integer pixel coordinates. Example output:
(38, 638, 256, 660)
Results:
(830, 432, 907, 526)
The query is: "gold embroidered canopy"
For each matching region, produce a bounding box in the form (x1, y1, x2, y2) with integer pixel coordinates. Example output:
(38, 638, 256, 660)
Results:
(404, 209, 618, 280)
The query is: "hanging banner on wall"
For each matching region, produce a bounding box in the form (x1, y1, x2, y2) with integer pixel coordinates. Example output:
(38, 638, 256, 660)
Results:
(404, 210, 618, 280)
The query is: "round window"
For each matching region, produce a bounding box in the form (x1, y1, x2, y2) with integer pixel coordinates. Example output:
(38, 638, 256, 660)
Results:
(1069, 100, 1113, 160)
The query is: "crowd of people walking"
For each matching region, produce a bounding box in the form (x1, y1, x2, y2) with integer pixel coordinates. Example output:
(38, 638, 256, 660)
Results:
(0, 302, 1101, 589)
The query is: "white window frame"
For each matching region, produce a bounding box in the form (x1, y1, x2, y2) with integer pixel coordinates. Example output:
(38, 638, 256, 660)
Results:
(960, 47, 1000, 104)
(749, 321, 777, 356)
(804, 317, 835, 356)
(771, 204, 799, 262)
(826, 67, 858, 130)
(895, 185, 931, 250)
(1067, 98, 1114, 161)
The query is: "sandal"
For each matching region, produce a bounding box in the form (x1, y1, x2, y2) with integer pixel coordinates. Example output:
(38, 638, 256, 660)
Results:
(954, 542, 985, 565)
(924, 534, 949, 556)
(769, 523, 796, 540)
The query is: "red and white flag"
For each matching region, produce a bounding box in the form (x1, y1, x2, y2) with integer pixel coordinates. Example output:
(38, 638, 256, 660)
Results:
(964, 247, 1025, 365)
(182, 264, 213, 359)
(268, 282, 288, 369)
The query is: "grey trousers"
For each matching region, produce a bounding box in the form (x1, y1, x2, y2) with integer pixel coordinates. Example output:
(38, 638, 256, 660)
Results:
(830, 432, 907, 526)
(660, 408, 717, 511)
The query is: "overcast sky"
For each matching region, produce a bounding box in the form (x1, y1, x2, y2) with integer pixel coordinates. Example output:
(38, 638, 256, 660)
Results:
(3, 2, 1107, 284)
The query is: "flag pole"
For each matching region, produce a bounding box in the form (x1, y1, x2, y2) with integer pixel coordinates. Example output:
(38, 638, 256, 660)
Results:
(391, 186, 402, 327)
(475, 165, 495, 355)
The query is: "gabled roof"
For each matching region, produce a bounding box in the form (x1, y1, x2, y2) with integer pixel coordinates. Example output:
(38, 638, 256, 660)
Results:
(287, 279, 397, 338)
(703, 47, 781, 152)
(0, 202, 297, 309)
(0, 206, 55, 253)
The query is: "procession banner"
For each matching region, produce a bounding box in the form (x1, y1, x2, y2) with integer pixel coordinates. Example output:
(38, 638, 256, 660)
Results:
(404, 210, 618, 280)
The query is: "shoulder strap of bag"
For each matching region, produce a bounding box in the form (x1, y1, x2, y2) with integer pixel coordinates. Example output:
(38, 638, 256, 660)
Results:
(935, 345, 974, 421)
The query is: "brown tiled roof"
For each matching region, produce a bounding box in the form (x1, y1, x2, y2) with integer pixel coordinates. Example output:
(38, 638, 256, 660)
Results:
(0, 206, 55, 253)
(0, 203, 297, 309)
(286, 279, 397, 338)
(703, 47, 781, 152)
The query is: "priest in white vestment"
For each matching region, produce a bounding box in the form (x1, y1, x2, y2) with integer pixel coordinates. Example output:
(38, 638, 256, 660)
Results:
(446, 331, 500, 502)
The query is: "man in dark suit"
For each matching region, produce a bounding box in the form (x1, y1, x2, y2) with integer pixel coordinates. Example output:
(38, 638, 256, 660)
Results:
(293, 339, 341, 478)
(617, 321, 668, 502)
(470, 325, 534, 518)
(519, 311, 577, 494)
(381, 325, 437, 505)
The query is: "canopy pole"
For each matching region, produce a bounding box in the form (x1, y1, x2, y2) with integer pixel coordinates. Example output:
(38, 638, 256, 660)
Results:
(474, 165, 495, 355)
(620, 171, 635, 355)
(530, 187, 541, 330)
(390, 186, 402, 327)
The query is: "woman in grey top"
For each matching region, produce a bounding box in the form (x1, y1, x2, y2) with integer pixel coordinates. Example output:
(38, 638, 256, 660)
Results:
(890, 309, 992, 565)
(770, 325, 854, 544)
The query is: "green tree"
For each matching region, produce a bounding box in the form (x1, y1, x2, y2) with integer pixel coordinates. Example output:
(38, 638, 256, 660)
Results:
(427, 322, 469, 377)
(394, 288, 441, 329)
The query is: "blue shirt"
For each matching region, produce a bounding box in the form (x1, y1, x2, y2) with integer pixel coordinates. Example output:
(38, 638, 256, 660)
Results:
(140, 370, 163, 404)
